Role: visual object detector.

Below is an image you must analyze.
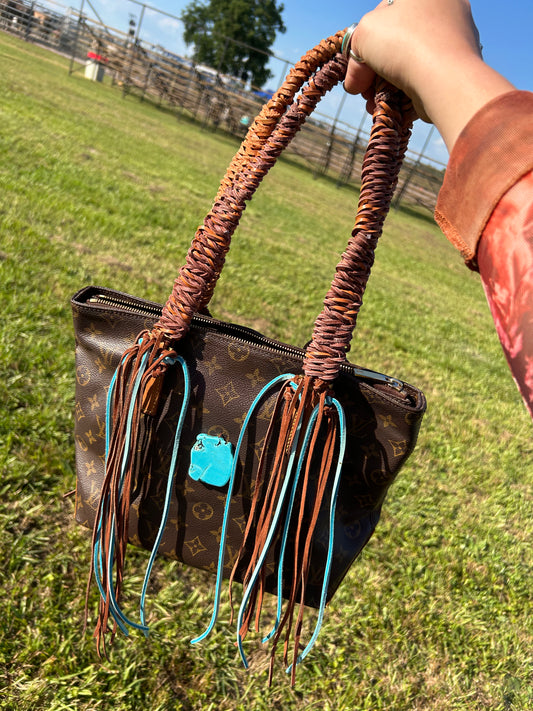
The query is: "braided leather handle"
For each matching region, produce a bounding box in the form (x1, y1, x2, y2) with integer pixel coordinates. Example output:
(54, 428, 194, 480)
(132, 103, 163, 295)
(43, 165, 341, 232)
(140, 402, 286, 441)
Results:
(155, 31, 413, 381)
(304, 86, 412, 380)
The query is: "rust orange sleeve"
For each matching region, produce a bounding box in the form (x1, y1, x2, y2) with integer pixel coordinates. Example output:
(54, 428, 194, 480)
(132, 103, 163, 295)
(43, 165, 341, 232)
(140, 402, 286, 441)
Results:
(434, 90, 533, 270)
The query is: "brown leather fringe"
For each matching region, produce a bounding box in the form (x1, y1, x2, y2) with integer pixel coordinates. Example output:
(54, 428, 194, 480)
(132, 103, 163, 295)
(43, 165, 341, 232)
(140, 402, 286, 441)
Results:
(228, 378, 306, 626)
(287, 394, 337, 686)
(86, 331, 177, 654)
(226, 375, 340, 686)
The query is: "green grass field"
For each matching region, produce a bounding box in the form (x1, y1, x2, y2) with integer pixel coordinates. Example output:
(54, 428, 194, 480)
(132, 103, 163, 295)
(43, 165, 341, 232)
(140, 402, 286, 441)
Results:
(0, 32, 532, 710)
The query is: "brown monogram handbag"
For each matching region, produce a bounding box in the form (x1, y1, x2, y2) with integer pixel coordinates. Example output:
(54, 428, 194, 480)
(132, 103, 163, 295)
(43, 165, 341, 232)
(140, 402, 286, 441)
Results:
(72, 30, 426, 684)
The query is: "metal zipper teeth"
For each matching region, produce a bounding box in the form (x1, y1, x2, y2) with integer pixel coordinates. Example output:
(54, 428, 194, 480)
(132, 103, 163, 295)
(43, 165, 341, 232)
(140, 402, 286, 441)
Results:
(87, 293, 405, 391)
(87, 294, 298, 350)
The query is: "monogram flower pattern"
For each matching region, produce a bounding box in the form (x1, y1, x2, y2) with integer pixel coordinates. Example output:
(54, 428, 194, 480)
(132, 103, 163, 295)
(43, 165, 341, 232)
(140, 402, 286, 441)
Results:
(72, 286, 426, 607)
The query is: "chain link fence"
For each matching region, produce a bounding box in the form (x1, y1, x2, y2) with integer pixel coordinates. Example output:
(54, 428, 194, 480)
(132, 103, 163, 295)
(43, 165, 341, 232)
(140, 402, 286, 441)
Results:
(1, 0, 446, 211)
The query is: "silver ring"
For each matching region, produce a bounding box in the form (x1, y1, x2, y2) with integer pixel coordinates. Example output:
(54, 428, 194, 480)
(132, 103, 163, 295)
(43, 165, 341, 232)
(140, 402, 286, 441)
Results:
(342, 23, 365, 63)
(341, 22, 358, 58)
(387, 0, 394, 5)
(349, 49, 365, 63)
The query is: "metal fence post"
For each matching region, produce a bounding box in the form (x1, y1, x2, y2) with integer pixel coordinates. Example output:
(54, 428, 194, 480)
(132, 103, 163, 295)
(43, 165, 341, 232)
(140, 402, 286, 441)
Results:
(393, 125, 435, 209)
(315, 92, 346, 178)
(24, 1, 35, 41)
(68, 0, 85, 76)
(122, 2, 145, 98)
(337, 111, 367, 187)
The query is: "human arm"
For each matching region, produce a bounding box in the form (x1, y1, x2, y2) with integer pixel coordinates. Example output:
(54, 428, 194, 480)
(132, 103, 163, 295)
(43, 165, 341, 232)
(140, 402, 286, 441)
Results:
(435, 91, 533, 417)
(342, 0, 514, 152)
(343, 0, 533, 417)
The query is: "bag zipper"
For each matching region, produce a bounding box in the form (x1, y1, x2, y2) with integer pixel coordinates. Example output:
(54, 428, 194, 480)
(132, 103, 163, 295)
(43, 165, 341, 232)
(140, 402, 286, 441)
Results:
(86, 292, 405, 392)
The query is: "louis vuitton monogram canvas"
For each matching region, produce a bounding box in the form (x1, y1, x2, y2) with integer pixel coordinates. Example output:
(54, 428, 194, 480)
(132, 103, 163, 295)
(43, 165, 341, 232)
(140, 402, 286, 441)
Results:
(72, 285, 426, 607)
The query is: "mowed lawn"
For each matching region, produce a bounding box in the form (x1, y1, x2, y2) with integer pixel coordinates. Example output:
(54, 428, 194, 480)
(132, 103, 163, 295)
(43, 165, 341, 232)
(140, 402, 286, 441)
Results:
(0, 30, 531, 711)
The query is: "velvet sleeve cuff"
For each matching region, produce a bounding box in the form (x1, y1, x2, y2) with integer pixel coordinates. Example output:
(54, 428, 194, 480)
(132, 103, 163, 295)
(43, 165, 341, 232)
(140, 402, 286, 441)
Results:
(434, 90, 533, 270)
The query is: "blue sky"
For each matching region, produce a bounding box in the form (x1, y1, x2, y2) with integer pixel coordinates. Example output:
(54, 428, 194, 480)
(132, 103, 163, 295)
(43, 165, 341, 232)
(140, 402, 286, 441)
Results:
(82, 0, 532, 163)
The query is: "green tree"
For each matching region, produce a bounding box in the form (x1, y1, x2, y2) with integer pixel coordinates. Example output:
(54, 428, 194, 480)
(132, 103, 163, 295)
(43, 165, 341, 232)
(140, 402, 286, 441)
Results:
(181, 0, 286, 88)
